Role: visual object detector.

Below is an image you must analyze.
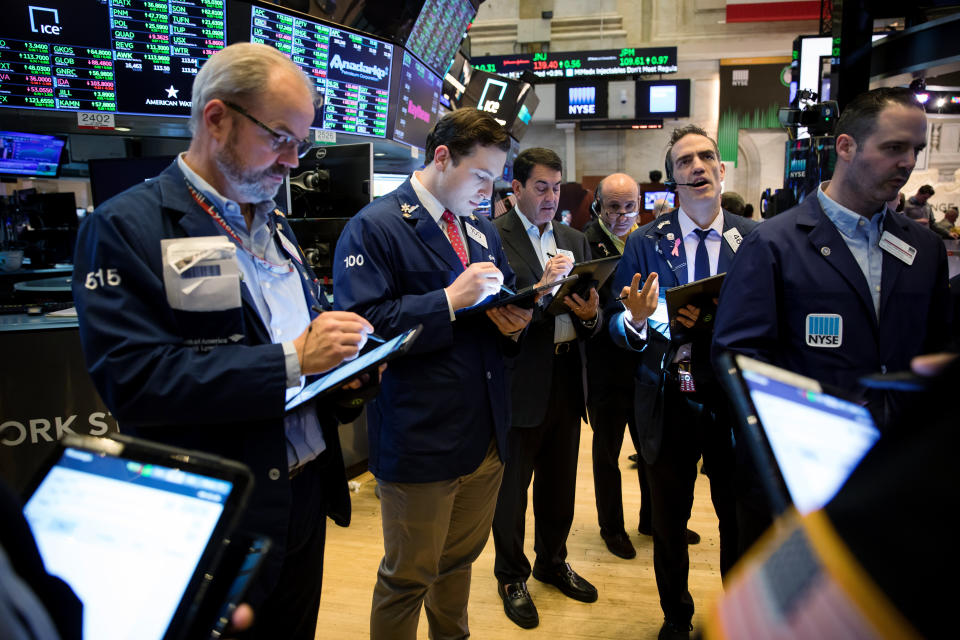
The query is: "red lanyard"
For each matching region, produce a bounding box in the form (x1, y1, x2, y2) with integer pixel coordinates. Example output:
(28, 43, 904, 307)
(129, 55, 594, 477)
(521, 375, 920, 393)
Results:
(185, 180, 293, 275)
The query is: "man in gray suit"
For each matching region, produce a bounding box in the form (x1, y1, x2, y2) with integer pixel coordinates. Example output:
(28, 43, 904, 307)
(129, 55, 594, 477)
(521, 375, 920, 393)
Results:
(491, 147, 600, 629)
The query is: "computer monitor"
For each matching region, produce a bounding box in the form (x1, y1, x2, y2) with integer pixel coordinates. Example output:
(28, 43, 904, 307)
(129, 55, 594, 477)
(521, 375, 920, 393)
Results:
(0, 131, 66, 178)
(391, 51, 444, 150)
(555, 81, 608, 120)
(372, 173, 408, 198)
(288, 143, 372, 218)
(88, 156, 176, 207)
(403, 0, 478, 77)
(643, 190, 675, 211)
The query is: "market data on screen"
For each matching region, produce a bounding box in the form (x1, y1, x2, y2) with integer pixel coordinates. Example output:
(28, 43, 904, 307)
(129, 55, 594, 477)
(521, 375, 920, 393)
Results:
(1, 0, 226, 116)
(404, 0, 476, 77)
(392, 51, 442, 149)
(249, 4, 392, 137)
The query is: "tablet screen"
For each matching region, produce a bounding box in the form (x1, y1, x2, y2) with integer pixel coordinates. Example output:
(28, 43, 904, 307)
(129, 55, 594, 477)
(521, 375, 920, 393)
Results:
(24, 447, 235, 640)
(741, 367, 880, 514)
(285, 327, 417, 411)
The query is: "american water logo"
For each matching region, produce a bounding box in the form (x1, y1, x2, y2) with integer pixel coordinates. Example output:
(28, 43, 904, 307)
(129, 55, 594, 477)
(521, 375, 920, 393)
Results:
(805, 313, 842, 347)
(329, 54, 388, 81)
(568, 86, 596, 115)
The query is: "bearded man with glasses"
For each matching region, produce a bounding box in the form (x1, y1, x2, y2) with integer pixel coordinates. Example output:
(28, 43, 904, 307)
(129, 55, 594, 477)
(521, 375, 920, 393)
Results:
(73, 42, 379, 639)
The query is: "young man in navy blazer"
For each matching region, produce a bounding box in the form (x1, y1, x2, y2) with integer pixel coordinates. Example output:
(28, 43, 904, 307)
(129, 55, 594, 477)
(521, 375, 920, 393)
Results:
(609, 125, 757, 640)
(334, 109, 533, 640)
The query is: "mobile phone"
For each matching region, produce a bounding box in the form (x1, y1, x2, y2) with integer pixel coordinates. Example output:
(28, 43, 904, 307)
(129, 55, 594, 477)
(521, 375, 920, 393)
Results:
(202, 535, 272, 639)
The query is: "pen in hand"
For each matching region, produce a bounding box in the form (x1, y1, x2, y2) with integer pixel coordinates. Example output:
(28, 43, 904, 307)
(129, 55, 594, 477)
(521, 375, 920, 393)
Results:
(311, 304, 385, 343)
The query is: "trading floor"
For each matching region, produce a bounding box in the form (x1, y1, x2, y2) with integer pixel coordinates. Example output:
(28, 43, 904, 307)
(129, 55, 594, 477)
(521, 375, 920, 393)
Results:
(316, 420, 724, 639)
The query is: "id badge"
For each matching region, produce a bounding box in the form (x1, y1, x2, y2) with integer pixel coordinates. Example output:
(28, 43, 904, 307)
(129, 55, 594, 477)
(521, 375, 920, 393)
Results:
(677, 361, 696, 393)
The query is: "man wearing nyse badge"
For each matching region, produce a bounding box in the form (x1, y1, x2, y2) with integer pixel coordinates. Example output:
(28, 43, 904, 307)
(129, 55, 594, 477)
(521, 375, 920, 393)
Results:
(333, 109, 533, 640)
(609, 125, 757, 640)
(490, 148, 601, 629)
(713, 87, 951, 551)
(72, 43, 378, 640)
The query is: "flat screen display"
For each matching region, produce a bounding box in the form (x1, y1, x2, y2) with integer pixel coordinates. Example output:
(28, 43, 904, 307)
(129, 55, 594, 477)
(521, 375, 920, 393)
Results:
(235, 0, 393, 138)
(636, 79, 690, 119)
(0, 131, 65, 177)
(555, 81, 607, 120)
(24, 446, 234, 640)
(0, 0, 226, 116)
(643, 190, 675, 210)
(741, 364, 880, 515)
(372, 172, 407, 198)
(404, 0, 476, 77)
(392, 51, 442, 149)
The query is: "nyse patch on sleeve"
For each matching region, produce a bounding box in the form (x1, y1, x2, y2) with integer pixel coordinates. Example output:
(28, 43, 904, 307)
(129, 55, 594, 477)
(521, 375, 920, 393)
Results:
(805, 314, 842, 348)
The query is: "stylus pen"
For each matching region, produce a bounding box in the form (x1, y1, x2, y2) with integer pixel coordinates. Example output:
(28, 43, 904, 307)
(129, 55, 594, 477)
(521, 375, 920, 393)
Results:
(311, 304, 385, 343)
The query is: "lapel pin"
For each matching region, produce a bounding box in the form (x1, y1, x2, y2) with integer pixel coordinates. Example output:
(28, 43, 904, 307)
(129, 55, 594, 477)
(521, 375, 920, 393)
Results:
(400, 203, 419, 215)
(821, 246, 831, 257)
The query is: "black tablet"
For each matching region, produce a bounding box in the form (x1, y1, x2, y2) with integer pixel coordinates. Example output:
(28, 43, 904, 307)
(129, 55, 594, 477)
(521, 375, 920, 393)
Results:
(285, 325, 422, 411)
(716, 352, 881, 516)
(545, 255, 620, 316)
(455, 275, 579, 318)
(663, 272, 725, 343)
(21, 433, 254, 640)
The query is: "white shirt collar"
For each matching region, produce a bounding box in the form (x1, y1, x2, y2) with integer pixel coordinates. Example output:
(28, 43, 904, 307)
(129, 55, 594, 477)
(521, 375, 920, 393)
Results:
(410, 171, 449, 224)
(677, 207, 723, 239)
(514, 206, 553, 238)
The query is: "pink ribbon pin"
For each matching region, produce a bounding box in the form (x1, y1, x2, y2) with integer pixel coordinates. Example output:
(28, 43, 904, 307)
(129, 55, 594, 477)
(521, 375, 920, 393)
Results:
(671, 238, 681, 257)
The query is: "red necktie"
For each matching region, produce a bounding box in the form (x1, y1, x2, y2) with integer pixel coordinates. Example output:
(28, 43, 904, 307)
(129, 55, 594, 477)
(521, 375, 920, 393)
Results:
(442, 210, 469, 268)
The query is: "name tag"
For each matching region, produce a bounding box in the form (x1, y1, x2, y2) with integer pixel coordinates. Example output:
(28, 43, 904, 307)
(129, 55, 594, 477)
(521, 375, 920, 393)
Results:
(805, 313, 842, 348)
(878, 231, 916, 265)
(465, 223, 488, 248)
(723, 227, 744, 253)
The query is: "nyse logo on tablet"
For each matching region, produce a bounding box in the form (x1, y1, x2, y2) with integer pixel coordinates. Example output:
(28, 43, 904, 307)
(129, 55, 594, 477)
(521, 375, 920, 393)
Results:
(805, 313, 842, 347)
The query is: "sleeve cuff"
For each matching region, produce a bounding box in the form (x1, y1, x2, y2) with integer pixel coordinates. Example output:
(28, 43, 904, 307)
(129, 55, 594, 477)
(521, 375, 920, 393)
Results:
(621, 308, 648, 341)
(282, 340, 303, 388)
(444, 288, 456, 322)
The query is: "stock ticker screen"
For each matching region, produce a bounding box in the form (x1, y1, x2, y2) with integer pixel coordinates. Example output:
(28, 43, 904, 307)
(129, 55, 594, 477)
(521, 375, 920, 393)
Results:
(243, 2, 392, 138)
(404, 0, 476, 77)
(0, 0, 226, 116)
(392, 51, 442, 149)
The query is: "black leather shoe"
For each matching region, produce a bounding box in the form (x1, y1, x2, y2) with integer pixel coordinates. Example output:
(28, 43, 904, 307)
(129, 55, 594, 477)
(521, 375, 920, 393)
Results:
(498, 581, 538, 629)
(658, 619, 692, 640)
(601, 530, 637, 559)
(532, 563, 598, 603)
(638, 522, 700, 545)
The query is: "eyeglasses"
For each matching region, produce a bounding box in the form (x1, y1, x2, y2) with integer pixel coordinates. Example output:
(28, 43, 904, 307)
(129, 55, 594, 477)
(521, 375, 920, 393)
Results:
(223, 100, 314, 158)
(602, 208, 639, 221)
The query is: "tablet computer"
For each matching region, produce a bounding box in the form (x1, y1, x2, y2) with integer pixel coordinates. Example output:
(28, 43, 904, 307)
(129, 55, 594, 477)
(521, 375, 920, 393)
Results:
(285, 324, 422, 411)
(716, 353, 881, 516)
(545, 256, 620, 316)
(663, 272, 725, 343)
(21, 433, 254, 640)
(455, 275, 578, 318)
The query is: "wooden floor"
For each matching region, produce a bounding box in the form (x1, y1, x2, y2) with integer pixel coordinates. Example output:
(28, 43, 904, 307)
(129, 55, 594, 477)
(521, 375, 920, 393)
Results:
(316, 421, 723, 639)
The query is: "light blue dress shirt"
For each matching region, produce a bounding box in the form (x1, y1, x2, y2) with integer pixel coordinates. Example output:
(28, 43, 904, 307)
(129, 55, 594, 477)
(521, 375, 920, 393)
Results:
(178, 155, 325, 469)
(817, 183, 884, 318)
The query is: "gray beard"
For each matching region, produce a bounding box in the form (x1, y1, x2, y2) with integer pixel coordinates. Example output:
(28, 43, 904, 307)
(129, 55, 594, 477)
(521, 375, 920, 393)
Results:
(215, 137, 285, 203)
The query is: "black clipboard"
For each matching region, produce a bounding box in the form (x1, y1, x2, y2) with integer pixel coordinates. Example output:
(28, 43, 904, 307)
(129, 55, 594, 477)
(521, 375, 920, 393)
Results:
(285, 325, 422, 411)
(664, 272, 725, 343)
(545, 255, 621, 315)
(455, 275, 579, 318)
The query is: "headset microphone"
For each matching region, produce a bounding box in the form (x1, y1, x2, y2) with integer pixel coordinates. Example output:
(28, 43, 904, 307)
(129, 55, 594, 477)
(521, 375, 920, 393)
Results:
(664, 180, 699, 192)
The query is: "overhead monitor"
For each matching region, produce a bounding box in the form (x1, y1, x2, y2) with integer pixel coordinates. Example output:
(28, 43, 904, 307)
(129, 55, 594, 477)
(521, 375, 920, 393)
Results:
(636, 79, 691, 119)
(460, 69, 522, 128)
(232, 0, 394, 138)
(404, 0, 477, 77)
(0, 131, 66, 178)
(643, 190, 676, 211)
(472, 47, 678, 81)
(0, 0, 226, 116)
(391, 51, 443, 150)
(555, 81, 608, 120)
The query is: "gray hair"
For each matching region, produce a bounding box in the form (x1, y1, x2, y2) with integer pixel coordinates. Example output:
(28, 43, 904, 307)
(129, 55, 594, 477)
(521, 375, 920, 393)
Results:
(189, 42, 317, 133)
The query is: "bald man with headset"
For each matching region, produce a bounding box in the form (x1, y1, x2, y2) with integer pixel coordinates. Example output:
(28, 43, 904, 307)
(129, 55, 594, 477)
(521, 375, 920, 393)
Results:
(607, 125, 756, 640)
